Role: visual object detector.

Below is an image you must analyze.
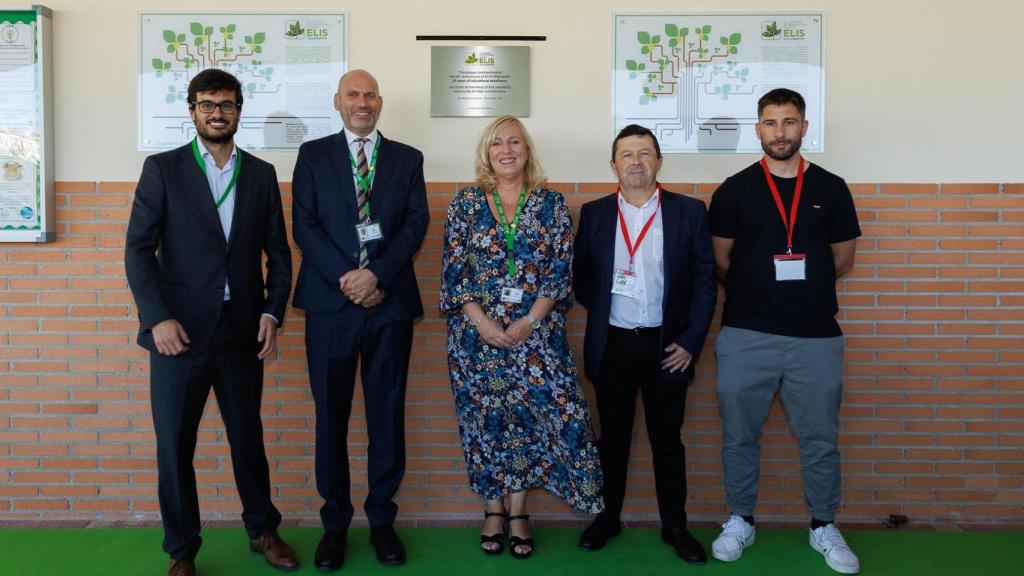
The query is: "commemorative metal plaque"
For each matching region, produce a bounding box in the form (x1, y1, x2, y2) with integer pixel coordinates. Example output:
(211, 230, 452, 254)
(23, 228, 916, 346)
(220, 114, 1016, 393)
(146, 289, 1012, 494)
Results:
(430, 46, 529, 117)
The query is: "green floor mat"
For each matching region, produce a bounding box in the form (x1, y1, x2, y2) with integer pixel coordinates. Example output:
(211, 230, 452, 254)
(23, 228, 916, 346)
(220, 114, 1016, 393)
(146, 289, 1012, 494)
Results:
(1, 526, 1021, 575)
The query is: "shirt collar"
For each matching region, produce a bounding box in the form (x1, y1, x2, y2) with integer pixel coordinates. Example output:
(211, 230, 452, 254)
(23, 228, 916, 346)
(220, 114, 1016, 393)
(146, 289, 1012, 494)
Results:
(195, 137, 237, 169)
(345, 128, 379, 150)
(617, 185, 661, 211)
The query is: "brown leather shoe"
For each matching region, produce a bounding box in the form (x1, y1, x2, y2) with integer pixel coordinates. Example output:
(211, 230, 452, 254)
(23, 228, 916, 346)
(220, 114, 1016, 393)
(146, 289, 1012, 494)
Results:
(167, 559, 195, 576)
(249, 529, 300, 572)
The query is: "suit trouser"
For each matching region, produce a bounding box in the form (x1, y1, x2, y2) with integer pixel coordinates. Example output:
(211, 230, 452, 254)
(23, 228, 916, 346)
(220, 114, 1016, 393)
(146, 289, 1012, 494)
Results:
(306, 310, 413, 531)
(593, 325, 689, 529)
(150, 303, 281, 560)
(715, 326, 844, 522)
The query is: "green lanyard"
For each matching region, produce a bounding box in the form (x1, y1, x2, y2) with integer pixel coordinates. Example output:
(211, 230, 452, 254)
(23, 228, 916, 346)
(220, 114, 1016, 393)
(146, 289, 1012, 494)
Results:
(347, 137, 380, 210)
(492, 186, 527, 278)
(191, 138, 241, 209)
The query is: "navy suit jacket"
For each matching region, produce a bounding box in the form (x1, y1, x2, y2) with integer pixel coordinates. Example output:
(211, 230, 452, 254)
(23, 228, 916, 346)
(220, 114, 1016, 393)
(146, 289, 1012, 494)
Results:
(291, 131, 428, 321)
(125, 143, 292, 355)
(572, 189, 717, 383)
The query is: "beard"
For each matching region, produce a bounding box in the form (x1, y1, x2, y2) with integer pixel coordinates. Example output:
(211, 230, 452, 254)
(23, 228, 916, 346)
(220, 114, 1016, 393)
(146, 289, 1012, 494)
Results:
(195, 118, 238, 144)
(762, 137, 801, 161)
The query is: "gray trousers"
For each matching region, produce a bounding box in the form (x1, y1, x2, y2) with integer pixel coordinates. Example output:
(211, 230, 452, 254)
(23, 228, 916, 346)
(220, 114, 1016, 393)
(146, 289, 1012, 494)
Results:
(715, 326, 844, 521)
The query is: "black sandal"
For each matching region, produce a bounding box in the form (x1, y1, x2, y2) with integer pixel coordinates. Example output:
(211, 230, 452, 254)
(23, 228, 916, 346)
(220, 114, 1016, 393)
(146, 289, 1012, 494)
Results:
(480, 510, 508, 555)
(508, 514, 534, 559)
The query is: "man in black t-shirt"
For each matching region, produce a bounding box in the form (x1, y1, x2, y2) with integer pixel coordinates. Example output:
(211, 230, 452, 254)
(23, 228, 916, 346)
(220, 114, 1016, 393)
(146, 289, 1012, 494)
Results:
(708, 89, 862, 575)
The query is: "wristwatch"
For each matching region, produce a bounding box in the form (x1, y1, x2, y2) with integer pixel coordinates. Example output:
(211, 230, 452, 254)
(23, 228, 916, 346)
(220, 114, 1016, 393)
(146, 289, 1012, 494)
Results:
(526, 313, 542, 330)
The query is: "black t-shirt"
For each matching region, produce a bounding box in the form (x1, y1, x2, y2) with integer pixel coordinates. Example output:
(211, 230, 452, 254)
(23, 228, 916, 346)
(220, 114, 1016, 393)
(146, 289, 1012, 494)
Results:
(709, 161, 861, 337)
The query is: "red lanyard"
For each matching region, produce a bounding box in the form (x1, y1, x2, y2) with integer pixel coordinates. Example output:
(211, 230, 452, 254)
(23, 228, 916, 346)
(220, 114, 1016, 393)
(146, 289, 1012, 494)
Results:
(617, 185, 661, 269)
(760, 156, 804, 254)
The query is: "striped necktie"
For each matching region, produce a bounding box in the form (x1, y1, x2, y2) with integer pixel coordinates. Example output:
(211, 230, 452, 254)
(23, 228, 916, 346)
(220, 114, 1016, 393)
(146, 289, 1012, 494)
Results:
(355, 138, 370, 268)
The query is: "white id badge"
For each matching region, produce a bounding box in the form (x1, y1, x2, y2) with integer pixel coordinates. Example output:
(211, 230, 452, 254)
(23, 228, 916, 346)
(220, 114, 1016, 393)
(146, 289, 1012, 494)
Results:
(774, 254, 807, 281)
(356, 222, 383, 243)
(501, 287, 524, 303)
(611, 268, 638, 297)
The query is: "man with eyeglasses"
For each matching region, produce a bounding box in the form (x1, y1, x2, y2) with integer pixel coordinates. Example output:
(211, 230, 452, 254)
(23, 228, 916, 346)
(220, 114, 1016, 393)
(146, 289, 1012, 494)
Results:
(126, 68, 296, 576)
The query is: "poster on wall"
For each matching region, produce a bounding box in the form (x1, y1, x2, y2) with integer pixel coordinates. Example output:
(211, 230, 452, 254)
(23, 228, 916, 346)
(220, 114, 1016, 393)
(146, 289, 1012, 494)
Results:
(138, 12, 346, 151)
(0, 6, 54, 242)
(613, 12, 824, 154)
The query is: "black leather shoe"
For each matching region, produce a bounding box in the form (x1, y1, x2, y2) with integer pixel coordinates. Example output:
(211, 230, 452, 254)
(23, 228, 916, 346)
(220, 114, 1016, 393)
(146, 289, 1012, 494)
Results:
(579, 514, 623, 551)
(314, 529, 347, 572)
(369, 525, 406, 566)
(661, 527, 707, 565)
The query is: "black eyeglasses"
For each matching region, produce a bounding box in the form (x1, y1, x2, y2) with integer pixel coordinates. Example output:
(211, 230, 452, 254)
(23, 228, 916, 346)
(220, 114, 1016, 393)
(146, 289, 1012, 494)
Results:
(191, 100, 240, 114)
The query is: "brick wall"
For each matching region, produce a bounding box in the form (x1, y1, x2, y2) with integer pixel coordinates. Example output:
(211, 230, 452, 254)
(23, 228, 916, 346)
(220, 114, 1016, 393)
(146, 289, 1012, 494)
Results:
(1, 180, 1022, 525)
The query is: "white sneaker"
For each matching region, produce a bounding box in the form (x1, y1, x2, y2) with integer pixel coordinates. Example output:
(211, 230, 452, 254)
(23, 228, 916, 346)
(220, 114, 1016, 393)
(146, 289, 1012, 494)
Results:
(809, 524, 860, 574)
(711, 515, 755, 562)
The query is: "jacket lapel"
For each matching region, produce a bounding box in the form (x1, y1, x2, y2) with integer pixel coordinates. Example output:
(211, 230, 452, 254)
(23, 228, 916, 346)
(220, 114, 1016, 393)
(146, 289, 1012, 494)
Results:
(226, 148, 252, 251)
(330, 130, 359, 216)
(598, 194, 617, 300)
(178, 145, 226, 248)
(368, 132, 394, 212)
(661, 191, 681, 301)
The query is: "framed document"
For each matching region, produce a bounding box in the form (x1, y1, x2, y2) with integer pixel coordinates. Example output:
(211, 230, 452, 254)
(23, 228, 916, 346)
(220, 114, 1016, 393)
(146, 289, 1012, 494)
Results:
(139, 12, 347, 150)
(614, 12, 824, 153)
(0, 5, 54, 242)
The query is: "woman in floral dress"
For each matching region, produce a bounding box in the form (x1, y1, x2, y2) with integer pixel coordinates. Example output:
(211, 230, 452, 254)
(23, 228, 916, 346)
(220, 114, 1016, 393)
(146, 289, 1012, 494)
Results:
(440, 116, 603, 558)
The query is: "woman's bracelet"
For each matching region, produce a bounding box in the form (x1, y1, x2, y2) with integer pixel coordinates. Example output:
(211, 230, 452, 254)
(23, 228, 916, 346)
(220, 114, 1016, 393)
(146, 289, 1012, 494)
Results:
(469, 314, 485, 327)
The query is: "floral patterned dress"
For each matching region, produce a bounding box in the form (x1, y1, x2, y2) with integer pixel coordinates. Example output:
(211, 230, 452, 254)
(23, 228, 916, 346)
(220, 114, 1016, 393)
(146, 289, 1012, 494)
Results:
(440, 186, 604, 514)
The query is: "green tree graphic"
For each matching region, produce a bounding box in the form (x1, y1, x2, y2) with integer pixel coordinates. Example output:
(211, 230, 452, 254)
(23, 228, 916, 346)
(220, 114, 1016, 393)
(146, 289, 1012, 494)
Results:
(286, 21, 304, 37)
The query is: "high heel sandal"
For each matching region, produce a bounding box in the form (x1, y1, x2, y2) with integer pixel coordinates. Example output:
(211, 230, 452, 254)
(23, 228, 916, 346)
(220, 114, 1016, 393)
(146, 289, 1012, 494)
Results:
(480, 510, 508, 555)
(507, 514, 534, 559)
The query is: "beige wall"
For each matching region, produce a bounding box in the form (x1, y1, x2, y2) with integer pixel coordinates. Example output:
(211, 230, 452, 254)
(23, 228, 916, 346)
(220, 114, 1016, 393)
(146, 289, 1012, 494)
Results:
(5, 0, 1024, 525)
(48, 0, 1023, 183)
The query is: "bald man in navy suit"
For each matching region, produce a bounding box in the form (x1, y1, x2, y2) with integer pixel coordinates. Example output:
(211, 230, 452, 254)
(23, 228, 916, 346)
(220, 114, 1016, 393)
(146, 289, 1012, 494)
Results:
(291, 70, 428, 570)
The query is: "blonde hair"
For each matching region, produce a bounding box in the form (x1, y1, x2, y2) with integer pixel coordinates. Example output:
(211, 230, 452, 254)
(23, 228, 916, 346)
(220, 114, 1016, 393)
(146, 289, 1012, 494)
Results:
(474, 115, 547, 192)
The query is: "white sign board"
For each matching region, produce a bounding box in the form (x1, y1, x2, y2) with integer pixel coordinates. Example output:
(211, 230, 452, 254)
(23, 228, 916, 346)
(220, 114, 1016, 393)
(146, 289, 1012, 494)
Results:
(139, 12, 346, 150)
(1, 6, 53, 242)
(614, 13, 824, 153)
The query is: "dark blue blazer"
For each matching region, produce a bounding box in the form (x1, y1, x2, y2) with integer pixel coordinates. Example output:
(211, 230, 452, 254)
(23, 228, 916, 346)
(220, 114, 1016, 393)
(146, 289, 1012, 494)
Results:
(125, 143, 292, 355)
(572, 189, 717, 383)
(291, 131, 428, 321)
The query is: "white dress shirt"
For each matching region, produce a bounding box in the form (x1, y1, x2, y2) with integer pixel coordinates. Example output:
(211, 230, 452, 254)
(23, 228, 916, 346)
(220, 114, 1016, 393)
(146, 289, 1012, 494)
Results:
(609, 189, 664, 329)
(195, 138, 237, 301)
(195, 138, 277, 325)
(344, 129, 379, 191)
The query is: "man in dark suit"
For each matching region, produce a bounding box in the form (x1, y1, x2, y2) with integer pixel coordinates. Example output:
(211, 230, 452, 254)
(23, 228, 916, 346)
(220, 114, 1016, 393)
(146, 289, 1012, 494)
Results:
(573, 124, 717, 564)
(291, 69, 428, 570)
(125, 69, 296, 576)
